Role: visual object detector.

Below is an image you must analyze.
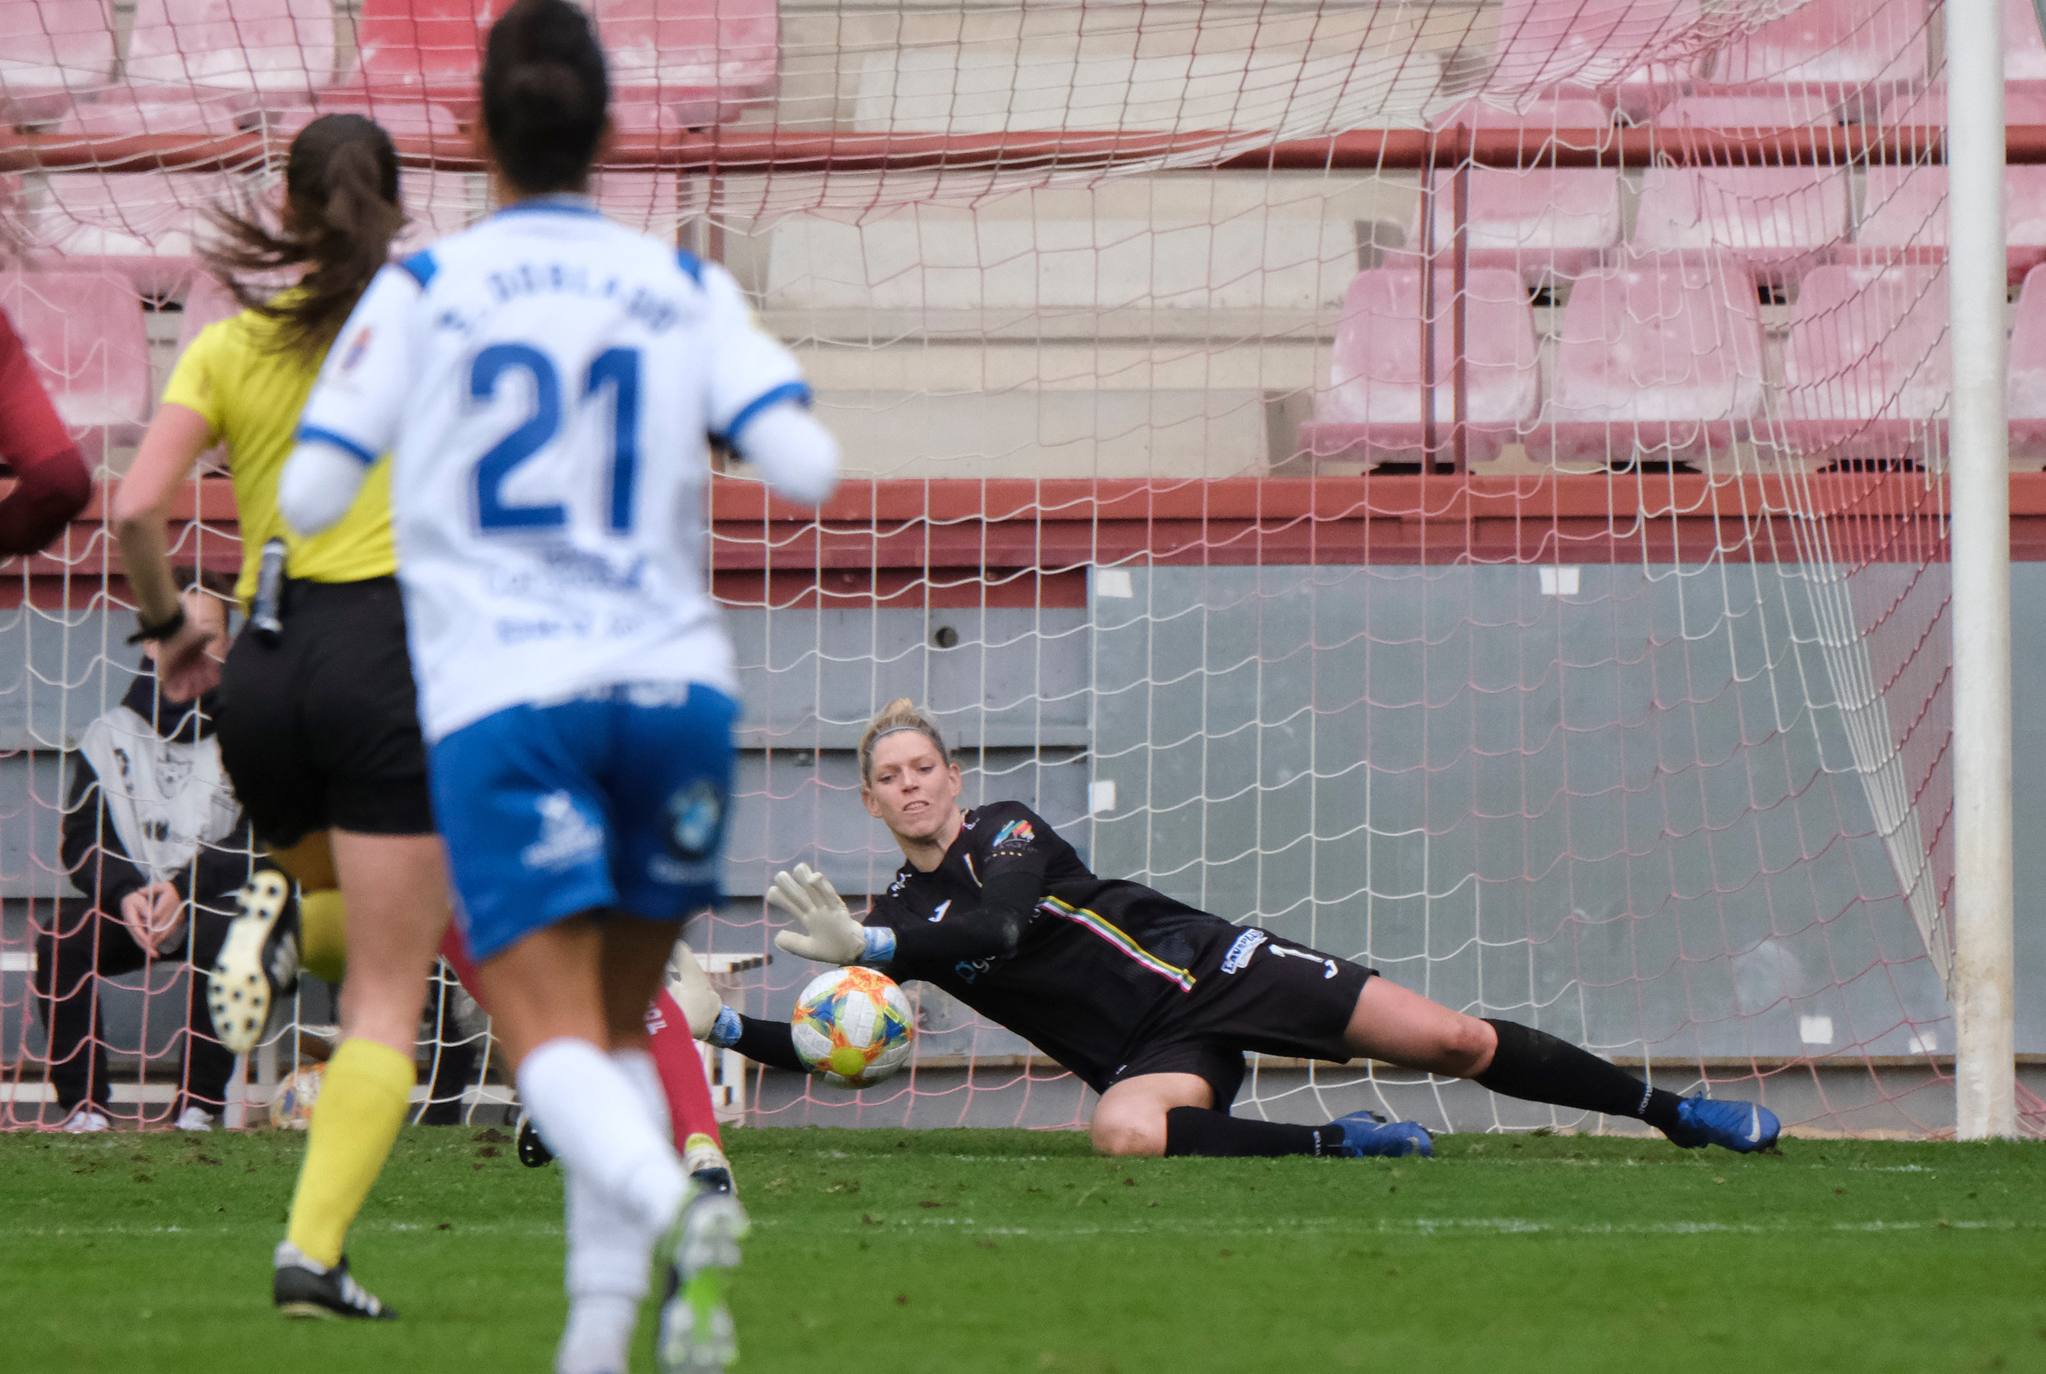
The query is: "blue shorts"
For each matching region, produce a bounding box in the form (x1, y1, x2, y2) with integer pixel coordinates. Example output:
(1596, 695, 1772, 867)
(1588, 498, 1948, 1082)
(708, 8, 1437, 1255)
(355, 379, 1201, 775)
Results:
(427, 684, 738, 961)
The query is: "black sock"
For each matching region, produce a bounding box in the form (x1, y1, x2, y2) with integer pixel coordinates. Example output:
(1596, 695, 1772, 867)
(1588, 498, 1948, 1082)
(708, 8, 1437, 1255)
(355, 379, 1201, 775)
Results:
(1163, 1106, 1348, 1158)
(1476, 1019, 1684, 1134)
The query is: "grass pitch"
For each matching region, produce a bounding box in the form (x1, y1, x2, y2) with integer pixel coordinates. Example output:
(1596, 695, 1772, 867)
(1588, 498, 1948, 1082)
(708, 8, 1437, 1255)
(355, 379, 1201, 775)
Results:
(1, 1127, 2041, 1374)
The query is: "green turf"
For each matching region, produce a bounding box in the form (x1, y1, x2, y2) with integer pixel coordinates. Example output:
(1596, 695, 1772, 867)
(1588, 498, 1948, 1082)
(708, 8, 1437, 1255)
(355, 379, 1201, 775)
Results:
(2, 1127, 2042, 1374)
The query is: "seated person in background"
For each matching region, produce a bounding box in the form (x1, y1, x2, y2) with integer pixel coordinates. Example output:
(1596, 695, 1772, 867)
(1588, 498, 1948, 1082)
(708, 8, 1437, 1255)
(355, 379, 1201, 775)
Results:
(34, 578, 271, 1132)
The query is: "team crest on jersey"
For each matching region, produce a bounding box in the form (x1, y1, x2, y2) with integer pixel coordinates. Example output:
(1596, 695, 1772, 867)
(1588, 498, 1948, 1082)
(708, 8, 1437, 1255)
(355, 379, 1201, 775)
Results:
(667, 781, 725, 860)
(522, 791, 603, 872)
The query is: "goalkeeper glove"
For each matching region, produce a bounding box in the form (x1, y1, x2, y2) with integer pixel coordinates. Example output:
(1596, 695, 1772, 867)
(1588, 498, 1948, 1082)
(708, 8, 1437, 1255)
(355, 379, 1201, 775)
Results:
(768, 863, 892, 965)
(671, 941, 725, 1042)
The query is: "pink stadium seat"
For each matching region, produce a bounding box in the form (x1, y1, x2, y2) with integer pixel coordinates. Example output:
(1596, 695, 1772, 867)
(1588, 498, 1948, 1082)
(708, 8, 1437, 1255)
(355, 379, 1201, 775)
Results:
(1779, 263, 1947, 463)
(53, 89, 243, 136)
(1650, 91, 1855, 136)
(1631, 166, 1848, 284)
(1490, 0, 1702, 121)
(175, 272, 241, 351)
(2009, 2, 2046, 100)
(33, 170, 239, 294)
(591, 169, 683, 234)
(2009, 265, 2046, 452)
(125, 0, 336, 105)
(0, 269, 149, 459)
(348, 0, 775, 124)
(258, 94, 460, 143)
(1855, 165, 2046, 277)
(1706, 0, 1930, 101)
(1534, 257, 1766, 466)
(1878, 84, 2046, 131)
(1407, 170, 1620, 284)
(392, 170, 483, 255)
(0, 0, 115, 122)
(1298, 268, 1540, 466)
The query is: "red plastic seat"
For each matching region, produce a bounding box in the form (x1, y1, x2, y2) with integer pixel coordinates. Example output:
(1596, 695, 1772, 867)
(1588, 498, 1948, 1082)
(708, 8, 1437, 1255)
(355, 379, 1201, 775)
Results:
(2009, 264, 2046, 451)
(125, 0, 336, 104)
(1649, 91, 1856, 136)
(1631, 166, 1848, 284)
(1855, 165, 2046, 277)
(2009, 2, 2046, 100)
(0, 269, 149, 459)
(592, 170, 683, 234)
(1406, 170, 1619, 284)
(1298, 268, 1540, 466)
(175, 272, 241, 352)
(51, 88, 243, 136)
(257, 94, 460, 144)
(1705, 0, 1930, 101)
(347, 0, 775, 124)
(0, 0, 115, 122)
(1533, 256, 1766, 466)
(1490, 0, 1702, 121)
(33, 171, 237, 294)
(1779, 263, 1947, 462)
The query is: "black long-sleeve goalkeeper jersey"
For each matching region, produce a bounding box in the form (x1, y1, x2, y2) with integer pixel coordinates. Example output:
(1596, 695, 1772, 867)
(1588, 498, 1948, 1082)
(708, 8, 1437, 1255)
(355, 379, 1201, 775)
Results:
(853, 800, 1242, 1091)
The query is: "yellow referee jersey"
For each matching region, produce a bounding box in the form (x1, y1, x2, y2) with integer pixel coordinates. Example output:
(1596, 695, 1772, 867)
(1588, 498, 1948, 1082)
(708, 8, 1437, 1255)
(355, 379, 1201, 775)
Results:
(161, 300, 397, 606)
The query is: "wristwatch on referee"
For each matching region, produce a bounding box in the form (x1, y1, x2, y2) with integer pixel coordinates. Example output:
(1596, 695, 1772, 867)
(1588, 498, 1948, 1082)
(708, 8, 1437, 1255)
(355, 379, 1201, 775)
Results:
(127, 607, 187, 644)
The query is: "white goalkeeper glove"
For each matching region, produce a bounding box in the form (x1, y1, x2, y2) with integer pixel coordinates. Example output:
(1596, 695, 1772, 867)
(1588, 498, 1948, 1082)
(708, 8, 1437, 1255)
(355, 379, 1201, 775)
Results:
(769, 863, 879, 965)
(670, 941, 725, 1043)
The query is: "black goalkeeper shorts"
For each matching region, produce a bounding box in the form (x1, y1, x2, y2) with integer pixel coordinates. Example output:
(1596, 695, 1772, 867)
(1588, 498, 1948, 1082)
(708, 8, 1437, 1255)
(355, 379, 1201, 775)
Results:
(1108, 928, 1374, 1111)
(216, 576, 435, 849)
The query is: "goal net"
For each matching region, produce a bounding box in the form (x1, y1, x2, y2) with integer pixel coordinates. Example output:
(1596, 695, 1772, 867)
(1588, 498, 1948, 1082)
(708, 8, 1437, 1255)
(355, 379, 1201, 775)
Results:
(0, 0, 2029, 1138)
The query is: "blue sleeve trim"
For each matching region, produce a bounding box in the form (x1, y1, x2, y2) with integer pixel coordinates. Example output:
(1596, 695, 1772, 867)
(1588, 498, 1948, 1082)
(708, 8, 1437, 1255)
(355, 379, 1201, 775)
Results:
(296, 425, 379, 467)
(718, 381, 812, 452)
(398, 250, 437, 289)
(675, 248, 704, 286)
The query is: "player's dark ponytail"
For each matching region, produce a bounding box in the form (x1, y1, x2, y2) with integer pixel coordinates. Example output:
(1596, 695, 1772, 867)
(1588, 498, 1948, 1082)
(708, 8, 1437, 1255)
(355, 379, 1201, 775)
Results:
(481, 0, 609, 196)
(203, 113, 405, 360)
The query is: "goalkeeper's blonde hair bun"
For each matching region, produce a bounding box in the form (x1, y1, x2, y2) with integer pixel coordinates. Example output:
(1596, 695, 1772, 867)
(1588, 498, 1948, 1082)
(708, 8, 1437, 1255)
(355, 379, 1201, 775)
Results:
(858, 698, 950, 782)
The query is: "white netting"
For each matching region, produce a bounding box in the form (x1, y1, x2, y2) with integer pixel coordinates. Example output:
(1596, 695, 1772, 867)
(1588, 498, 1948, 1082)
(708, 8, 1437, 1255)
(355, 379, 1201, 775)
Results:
(0, 0, 2032, 1137)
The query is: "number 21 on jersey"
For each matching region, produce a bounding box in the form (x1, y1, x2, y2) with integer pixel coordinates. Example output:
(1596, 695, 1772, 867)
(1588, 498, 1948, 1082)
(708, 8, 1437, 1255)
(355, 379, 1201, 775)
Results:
(466, 342, 641, 535)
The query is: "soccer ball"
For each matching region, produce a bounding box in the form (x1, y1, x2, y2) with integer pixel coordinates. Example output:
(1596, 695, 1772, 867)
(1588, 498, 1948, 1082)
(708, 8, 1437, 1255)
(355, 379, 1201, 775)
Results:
(269, 1064, 324, 1129)
(790, 966, 915, 1088)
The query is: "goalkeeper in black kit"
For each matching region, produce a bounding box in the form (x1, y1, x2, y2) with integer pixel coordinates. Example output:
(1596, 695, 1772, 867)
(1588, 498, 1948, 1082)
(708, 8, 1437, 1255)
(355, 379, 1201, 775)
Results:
(683, 699, 1782, 1159)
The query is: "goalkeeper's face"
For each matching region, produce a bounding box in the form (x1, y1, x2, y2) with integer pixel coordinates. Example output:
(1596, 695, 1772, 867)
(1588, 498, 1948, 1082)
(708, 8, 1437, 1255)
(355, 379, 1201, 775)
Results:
(862, 733, 963, 844)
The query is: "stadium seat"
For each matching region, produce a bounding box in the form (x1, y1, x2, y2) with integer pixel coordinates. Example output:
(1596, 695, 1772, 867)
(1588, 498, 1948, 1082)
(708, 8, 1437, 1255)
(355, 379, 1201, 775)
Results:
(256, 94, 460, 143)
(1704, 0, 1930, 102)
(1778, 262, 1947, 463)
(1533, 256, 1766, 466)
(174, 272, 240, 352)
(1430, 95, 1614, 148)
(0, 0, 114, 123)
(1649, 91, 1856, 137)
(2006, 264, 2046, 452)
(397, 170, 484, 254)
(1405, 169, 1620, 284)
(1489, 0, 1702, 121)
(589, 0, 777, 126)
(0, 269, 150, 459)
(51, 89, 242, 136)
(1298, 267, 1540, 466)
(1631, 166, 1849, 284)
(591, 170, 684, 234)
(125, 0, 337, 106)
(2008, 1, 2046, 102)
(32, 171, 239, 294)
(348, 0, 777, 125)
(1855, 165, 2046, 277)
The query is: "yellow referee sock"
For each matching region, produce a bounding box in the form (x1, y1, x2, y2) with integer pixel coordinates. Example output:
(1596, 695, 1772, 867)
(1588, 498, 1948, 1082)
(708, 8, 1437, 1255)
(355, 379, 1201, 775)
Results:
(285, 1038, 415, 1269)
(297, 889, 348, 985)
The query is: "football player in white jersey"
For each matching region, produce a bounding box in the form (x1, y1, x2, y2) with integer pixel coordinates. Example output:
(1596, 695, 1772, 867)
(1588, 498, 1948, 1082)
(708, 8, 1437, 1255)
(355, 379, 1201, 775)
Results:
(277, 2, 838, 1369)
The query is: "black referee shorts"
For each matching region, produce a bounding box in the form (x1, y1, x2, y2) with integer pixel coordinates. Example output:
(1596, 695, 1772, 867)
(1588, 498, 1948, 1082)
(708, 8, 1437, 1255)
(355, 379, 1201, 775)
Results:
(215, 576, 434, 848)
(1110, 928, 1374, 1110)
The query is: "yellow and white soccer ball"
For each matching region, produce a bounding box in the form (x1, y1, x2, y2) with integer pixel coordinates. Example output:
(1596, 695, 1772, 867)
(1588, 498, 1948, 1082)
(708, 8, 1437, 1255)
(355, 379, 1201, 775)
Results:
(790, 966, 915, 1088)
(268, 1064, 325, 1130)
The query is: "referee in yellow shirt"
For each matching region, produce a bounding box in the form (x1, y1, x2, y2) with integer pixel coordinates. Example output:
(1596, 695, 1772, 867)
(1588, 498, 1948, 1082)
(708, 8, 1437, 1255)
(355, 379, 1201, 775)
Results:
(112, 114, 452, 1320)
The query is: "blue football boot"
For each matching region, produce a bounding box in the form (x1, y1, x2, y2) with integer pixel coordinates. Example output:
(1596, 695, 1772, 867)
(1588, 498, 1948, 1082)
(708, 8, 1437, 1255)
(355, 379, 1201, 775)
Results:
(1330, 1110, 1434, 1158)
(1664, 1095, 1781, 1153)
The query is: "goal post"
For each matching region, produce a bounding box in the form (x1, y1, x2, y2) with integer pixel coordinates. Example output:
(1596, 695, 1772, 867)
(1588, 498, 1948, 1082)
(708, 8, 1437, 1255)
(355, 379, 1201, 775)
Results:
(1947, 0, 2018, 1141)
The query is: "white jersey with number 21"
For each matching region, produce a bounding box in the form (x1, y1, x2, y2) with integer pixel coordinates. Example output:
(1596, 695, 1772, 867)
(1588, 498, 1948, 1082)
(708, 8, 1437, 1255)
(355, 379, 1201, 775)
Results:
(291, 198, 812, 742)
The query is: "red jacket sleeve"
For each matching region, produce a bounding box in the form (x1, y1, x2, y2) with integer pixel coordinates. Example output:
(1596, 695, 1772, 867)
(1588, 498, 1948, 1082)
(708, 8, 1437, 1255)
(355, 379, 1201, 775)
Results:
(0, 307, 88, 556)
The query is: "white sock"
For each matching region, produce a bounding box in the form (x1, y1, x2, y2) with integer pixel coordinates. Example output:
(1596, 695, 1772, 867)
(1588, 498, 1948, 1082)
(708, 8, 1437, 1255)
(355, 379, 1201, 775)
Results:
(556, 1165, 653, 1374)
(517, 1038, 688, 1234)
(610, 1047, 669, 1140)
